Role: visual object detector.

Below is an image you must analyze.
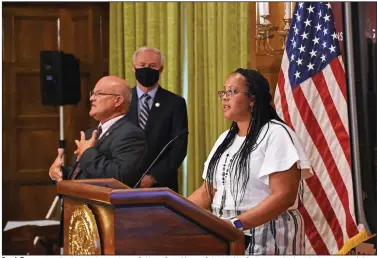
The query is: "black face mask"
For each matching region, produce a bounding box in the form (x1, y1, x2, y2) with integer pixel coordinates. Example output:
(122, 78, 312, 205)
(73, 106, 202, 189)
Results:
(135, 67, 160, 87)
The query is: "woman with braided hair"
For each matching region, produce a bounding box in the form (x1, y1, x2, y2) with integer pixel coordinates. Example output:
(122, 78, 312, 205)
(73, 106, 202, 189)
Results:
(188, 68, 313, 254)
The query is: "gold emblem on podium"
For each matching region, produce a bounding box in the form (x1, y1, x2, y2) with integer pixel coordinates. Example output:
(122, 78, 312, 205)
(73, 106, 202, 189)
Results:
(68, 205, 101, 255)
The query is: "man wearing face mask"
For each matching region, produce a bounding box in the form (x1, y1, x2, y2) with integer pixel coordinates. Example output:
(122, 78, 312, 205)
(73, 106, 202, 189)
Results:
(126, 46, 188, 193)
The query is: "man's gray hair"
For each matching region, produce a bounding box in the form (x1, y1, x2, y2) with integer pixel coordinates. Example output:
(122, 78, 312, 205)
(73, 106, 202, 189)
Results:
(132, 46, 164, 66)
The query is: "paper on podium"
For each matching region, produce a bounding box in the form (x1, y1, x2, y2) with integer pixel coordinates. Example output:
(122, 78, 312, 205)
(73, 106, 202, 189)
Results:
(4, 220, 60, 231)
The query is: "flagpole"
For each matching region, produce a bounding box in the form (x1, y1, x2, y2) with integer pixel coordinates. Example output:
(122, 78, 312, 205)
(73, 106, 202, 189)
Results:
(343, 2, 371, 235)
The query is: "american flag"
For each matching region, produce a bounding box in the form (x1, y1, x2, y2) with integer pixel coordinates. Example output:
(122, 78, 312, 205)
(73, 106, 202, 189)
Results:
(274, 2, 360, 254)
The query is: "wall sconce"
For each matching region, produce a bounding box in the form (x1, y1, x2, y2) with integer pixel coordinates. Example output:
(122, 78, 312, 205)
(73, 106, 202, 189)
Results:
(255, 2, 293, 56)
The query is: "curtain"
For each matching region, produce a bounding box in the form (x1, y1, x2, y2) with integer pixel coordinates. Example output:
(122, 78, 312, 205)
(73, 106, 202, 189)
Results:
(109, 2, 185, 192)
(185, 2, 249, 195)
(109, 2, 184, 94)
(109, 2, 249, 195)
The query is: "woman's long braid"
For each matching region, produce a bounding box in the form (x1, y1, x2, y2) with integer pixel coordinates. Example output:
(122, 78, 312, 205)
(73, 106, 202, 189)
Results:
(205, 122, 238, 209)
(205, 68, 288, 211)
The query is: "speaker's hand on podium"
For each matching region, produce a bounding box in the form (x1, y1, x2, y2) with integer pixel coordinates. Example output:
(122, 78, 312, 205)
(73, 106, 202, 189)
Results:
(49, 148, 64, 182)
(74, 130, 99, 161)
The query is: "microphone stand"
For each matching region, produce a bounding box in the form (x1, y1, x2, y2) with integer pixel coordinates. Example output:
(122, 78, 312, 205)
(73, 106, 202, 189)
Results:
(133, 129, 188, 189)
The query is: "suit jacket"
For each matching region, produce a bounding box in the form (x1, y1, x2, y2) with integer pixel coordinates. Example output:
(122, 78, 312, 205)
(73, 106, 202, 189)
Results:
(126, 86, 188, 192)
(57, 115, 146, 247)
(62, 115, 147, 187)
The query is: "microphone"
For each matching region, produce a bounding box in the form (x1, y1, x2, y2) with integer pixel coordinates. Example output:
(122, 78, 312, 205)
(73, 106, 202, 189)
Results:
(133, 128, 189, 188)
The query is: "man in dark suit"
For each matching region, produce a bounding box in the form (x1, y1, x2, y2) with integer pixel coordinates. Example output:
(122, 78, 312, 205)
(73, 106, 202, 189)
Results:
(126, 46, 188, 193)
(49, 76, 146, 187)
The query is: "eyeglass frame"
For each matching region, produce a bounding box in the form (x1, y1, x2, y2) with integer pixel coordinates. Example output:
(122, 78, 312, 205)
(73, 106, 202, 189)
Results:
(89, 91, 120, 98)
(217, 89, 252, 99)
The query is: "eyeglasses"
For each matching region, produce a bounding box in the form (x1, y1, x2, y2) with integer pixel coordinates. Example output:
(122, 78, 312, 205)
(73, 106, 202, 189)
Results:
(89, 91, 120, 98)
(217, 89, 251, 99)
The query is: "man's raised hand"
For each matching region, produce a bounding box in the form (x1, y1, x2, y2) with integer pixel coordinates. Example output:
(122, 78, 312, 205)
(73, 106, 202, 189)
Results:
(49, 148, 64, 182)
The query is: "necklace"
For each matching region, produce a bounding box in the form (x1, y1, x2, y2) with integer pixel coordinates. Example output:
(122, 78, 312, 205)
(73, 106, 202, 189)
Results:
(218, 152, 234, 217)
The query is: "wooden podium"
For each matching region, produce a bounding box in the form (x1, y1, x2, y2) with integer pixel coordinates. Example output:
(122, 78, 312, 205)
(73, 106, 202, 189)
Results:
(57, 179, 244, 255)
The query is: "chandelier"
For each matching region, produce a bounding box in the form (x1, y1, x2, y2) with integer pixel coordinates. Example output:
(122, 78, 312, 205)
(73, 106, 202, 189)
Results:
(255, 2, 294, 56)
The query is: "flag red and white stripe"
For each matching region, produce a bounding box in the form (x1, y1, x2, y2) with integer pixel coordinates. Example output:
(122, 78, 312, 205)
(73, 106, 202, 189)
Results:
(274, 2, 359, 254)
(275, 54, 359, 254)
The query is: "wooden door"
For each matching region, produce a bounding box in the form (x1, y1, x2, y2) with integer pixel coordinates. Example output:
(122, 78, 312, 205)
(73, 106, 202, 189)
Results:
(2, 2, 109, 238)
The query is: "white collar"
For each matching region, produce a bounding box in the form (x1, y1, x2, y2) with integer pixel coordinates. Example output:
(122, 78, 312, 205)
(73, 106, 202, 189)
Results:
(98, 115, 124, 138)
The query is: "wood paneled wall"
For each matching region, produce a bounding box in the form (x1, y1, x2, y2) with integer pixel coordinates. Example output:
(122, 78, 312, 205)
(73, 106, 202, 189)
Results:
(249, 2, 288, 98)
(2, 2, 109, 236)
